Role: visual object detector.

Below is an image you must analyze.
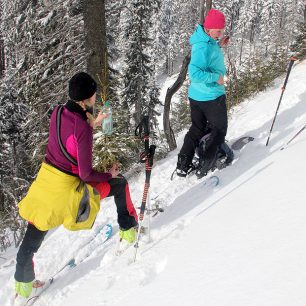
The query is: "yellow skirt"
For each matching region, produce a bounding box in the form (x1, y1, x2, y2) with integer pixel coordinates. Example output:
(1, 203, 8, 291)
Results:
(18, 162, 100, 231)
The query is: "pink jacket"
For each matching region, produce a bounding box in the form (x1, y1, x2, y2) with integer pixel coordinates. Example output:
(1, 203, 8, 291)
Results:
(45, 101, 111, 183)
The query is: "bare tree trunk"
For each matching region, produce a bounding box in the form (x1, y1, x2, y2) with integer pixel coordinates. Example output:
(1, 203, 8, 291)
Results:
(200, 0, 206, 24)
(163, 53, 191, 150)
(163, 0, 212, 151)
(134, 94, 142, 127)
(202, 0, 213, 22)
(239, 37, 244, 65)
(83, 0, 107, 88)
(231, 60, 239, 106)
(0, 5, 4, 78)
(0, 39, 4, 78)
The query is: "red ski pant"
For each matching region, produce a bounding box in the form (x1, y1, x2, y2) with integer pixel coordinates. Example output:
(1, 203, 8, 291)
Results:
(90, 175, 138, 230)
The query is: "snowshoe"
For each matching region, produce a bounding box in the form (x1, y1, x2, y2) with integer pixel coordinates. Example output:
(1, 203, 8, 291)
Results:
(195, 134, 234, 178)
(215, 142, 234, 170)
(195, 153, 218, 179)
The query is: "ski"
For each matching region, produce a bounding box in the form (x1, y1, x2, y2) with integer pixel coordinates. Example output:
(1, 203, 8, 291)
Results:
(231, 136, 254, 150)
(23, 278, 55, 306)
(15, 224, 112, 305)
(203, 175, 220, 187)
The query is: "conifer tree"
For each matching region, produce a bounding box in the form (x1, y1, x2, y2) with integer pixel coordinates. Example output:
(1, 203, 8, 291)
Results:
(0, 78, 30, 249)
(121, 0, 161, 126)
(0, 0, 86, 248)
(290, 22, 306, 59)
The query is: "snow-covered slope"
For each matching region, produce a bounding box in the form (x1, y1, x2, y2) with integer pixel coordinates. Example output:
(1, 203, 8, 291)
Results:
(1, 60, 306, 306)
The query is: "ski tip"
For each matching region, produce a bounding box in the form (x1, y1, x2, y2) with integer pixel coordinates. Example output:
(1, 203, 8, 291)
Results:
(95, 223, 113, 237)
(67, 258, 76, 268)
(231, 136, 254, 151)
(170, 168, 176, 181)
(210, 175, 220, 186)
(105, 224, 113, 236)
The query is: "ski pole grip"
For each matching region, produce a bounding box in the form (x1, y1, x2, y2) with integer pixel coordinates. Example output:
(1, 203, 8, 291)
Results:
(135, 116, 149, 137)
(148, 145, 156, 167)
(143, 116, 150, 136)
(282, 58, 296, 90)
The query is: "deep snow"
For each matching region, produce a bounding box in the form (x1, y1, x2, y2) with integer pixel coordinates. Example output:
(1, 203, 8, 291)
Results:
(1, 60, 306, 306)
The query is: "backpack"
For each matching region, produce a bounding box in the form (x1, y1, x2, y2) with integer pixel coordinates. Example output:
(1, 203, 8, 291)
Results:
(194, 132, 234, 171)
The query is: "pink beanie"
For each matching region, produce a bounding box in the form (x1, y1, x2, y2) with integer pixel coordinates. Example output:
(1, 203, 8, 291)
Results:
(204, 9, 226, 29)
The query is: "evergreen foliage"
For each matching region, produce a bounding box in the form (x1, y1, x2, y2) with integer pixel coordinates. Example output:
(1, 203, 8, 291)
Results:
(226, 53, 288, 109)
(290, 22, 306, 60)
(0, 0, 85, 248)
(121, 0, 155, 125)
(1, 0, 86, 170)
(171, 83, 191, 134)
(93, 0, 163, 173)
(0, 80, 29, 249)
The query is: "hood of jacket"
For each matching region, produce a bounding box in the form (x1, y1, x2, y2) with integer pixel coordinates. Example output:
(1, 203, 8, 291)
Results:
(189, 24, 216, 48)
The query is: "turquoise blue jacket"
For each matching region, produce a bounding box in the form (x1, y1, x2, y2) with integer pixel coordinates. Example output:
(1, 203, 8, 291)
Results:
(188, 24, 226, 102)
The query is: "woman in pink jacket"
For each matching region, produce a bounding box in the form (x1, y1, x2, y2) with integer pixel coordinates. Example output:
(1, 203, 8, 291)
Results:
(14, 72, 138, 300)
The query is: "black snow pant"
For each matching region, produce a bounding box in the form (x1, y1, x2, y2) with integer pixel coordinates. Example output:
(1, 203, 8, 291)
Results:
(179, 95, 228, 163)
(15, 176, 138, 283)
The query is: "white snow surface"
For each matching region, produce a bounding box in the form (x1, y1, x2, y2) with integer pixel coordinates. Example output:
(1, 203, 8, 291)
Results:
(1, 60, 306, 306)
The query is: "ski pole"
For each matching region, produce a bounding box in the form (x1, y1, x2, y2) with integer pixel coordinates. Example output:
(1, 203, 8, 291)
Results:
(280, 124, 306, 150)
(266, 57, 297, 146)
(147, 189, 151, 242)
(134, 116, 156, 262)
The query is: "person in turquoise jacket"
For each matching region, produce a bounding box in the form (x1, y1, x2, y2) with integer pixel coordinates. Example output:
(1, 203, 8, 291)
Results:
(176, 9, 232, 178)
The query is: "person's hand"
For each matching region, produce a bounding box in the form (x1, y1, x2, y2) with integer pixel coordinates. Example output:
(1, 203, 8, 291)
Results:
(91, 111, 109, 128)
(219, 35, 230, 47)
(95, 111, 109, 125)
(217, 75, 224, 85)
(109, 163, 120, 178)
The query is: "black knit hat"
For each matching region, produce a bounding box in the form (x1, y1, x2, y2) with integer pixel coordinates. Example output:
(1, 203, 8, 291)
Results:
(68, 72, 97, 101)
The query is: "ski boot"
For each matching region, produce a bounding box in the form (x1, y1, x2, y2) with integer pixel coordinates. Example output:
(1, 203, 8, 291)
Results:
(119, 227, 137, 244)
(195, 154, 217, 179)
(175, 154, 194, 177)
(15, 280, 45, 305)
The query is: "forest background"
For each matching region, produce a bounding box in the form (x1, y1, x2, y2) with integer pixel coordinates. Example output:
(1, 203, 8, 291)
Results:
(0, 0, 305, 251)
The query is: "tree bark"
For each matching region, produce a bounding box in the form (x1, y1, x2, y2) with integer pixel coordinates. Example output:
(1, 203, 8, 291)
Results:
(0, 39, 4, 78)
(203, 0, 212, 22)
(239, 37, 244, 65)
(163, 52, 191, 150)
(83, 0, 107, 88)
(0, 5, 4, 78)
(163, 0, 212, 151)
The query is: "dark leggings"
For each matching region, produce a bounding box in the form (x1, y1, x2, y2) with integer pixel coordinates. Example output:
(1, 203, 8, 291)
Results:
(15, 176, 137, 282)
(14, 223, 47, 282)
